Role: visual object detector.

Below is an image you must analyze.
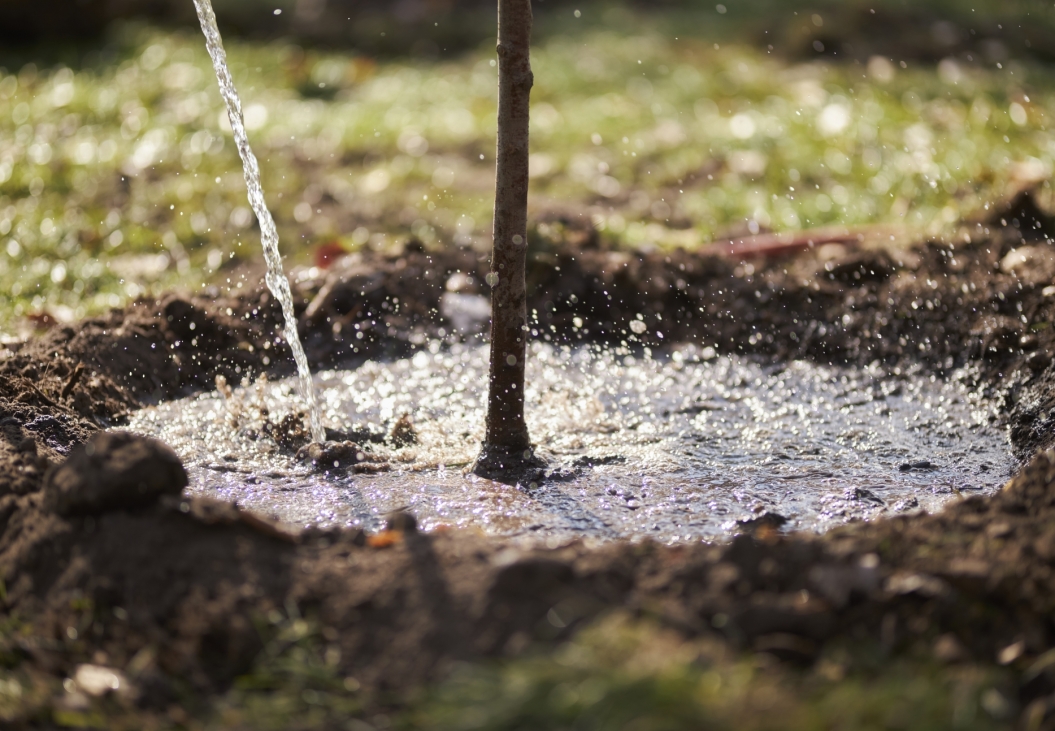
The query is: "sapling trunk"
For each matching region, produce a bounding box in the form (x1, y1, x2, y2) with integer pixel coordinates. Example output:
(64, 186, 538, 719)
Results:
(472, 0, 543, 482)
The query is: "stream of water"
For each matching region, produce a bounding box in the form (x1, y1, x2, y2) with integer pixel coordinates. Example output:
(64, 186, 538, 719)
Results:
(128, 343, 1011, 546)
(192, 0, 325, 443)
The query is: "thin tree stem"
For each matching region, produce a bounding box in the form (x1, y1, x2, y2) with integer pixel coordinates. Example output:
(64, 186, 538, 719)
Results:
(475, 0, 537, 477)
(485, 0, 533, 450)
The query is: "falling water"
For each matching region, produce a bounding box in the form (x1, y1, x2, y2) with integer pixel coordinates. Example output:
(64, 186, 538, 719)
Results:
(192, 0, 325, 444)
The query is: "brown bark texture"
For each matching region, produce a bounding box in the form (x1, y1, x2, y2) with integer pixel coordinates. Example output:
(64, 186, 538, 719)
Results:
(473, 0, 540, 480)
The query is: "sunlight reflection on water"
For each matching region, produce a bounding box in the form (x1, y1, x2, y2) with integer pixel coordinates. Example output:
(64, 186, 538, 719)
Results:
(128, 342, 1010, 545)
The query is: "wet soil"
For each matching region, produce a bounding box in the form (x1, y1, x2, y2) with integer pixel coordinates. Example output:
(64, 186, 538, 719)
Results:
(2, 192, 1055, 726)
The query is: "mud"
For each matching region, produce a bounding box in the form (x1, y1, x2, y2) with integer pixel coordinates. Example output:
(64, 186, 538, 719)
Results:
(2, 193, 1055, 725)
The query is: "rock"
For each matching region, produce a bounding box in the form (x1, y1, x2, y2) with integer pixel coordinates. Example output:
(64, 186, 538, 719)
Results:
(822, 250, 897, 284)
(988, 188, 1055, 241)
(44, 432, 187, 516)
(998, 640, 1025, 665)
(73, 663, 132, 699)
(893, 497, 920, 511)
(969, 315, 1024, 357)
(885, 571, 949, 598)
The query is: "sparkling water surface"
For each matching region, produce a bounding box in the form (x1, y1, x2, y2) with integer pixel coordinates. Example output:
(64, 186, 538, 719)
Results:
(127, 343, 1010, 545)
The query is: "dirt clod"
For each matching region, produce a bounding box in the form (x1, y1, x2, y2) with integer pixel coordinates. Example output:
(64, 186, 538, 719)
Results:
(43, 431, 187, 516)
(296, 440, 363, 472)
(387, 413, 418, 447)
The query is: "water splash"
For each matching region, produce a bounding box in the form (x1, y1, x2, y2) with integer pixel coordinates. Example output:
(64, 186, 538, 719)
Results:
(192, 0, 325, 443)
(128, 343, 1011, 544)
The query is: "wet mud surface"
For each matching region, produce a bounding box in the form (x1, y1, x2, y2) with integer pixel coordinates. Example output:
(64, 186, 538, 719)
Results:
(2, 193, 1055, 724)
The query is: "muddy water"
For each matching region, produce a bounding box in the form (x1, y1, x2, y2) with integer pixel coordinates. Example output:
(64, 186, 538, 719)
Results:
(127, 343, 1010, 545)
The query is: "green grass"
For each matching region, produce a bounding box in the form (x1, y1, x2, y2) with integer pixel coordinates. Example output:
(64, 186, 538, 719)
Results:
(208, 609, 365, 731)
(0, 609, 1014, 730)
(406, 616, 1016, 731)
(0, 3, 1053, 332)
(224, 612, 1016, 731)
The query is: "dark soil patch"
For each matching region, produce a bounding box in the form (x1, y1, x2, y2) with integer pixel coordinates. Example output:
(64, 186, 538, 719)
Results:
(2, 194, 1055, 726)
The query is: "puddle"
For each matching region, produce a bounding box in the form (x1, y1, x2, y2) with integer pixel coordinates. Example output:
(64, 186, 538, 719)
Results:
(127, 343, 1011, 545)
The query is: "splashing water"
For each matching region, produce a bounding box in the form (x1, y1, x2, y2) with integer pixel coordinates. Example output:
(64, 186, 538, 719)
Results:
(128, 343, 1011, 544)
(192, 0, 325, 443)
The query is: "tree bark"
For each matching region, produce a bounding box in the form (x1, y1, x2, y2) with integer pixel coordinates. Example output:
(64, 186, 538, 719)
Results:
(472, 0, 542, 481)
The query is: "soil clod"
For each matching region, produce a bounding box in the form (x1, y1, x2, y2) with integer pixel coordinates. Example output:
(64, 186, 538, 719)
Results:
(387, 413, 418, 447)
(737, 511, 789, 533)
(899, 460, 938, 472)
(43, 431, 187, 516)
(296, 441, 362, 471)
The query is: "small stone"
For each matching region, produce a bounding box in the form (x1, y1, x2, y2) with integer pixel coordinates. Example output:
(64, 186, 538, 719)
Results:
(73, 663, 131, 698)
(45, 432, 187, 516)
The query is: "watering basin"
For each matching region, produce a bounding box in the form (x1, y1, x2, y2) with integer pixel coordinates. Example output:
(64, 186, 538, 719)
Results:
(127, 342, 1010, 545)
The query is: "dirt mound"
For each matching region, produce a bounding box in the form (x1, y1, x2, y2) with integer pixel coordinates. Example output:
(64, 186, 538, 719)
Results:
(2, 211, 1055, 725)
(2, 438, 1055, 723)
(44, 432, 187, 516)
(9, 204, 1053, 454)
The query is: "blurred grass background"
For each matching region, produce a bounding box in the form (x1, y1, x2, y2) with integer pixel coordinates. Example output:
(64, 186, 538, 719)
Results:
(0, 0, 1052, 333)
(209, 611, 1014, 730)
